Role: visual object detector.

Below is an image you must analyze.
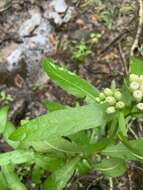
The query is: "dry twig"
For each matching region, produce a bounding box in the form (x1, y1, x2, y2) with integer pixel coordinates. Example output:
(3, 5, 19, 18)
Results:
(118, 43, 128, 75)
(130, 0, 143, 56)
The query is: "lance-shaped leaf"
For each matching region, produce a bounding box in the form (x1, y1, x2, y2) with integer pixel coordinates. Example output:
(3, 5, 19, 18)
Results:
(10, 104, 105, 149)
(42, 58, 98, 102)
(118, 133, 143, 160)
(42, 157, 79, 190)
(3, 122, 17, 148)
(43, 100, 68, 112)
(0, 150, 35, 166)
(0, 172, 8, 190)
(95, 158, 127, 177)
(2, 165, 27, 190)
(118, 112, 127, 136)
(102, 138, 143, 161)
(0, 106, 8, 134)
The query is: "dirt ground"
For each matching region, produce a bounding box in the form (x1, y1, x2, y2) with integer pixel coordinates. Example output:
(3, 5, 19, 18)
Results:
(0, 0, 143, 189)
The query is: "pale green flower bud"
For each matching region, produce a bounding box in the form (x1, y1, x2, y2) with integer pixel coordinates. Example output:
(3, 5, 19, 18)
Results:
(106, 106, 116, 114)
(105, 96, 116, 105)
(116, 101, 125, 109)
(95, 97, 100, 103)
(104, 88, 113, 96)
(100, 100, 105, 104)
(129, 74, 139, 82)
(133, 90, 143, 102)
(137, 103, 143, 111)
(99, 92, 105, 100)
(114, 91, 122, 100)
(130, 81, 140, 91)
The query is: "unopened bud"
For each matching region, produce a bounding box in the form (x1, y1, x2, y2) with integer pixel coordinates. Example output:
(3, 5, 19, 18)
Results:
(133, 90, 143, 102)
(99, 92, 105, 100)
(116, 101, 125, 109)
(105, 96, 116, 105)
(100, 101, 105, 104)
(130, 82, 140, 91)
(104, 88, 113, 96)
(129, 74, 139, 82)
(114, 91, 122, 100)
(95, 97, 100, 103)
(106, 106, 116, 114)
(137, 103, 143, 111)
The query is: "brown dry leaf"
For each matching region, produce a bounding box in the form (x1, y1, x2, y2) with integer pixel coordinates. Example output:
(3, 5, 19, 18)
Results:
(48, 34, 57, 46)
(104, 52, 118, 61)
(91, 15, 100, 23)
(76, 19, 85, 27)
(100, 64, 110, 74)
(14, 74, 24, 88)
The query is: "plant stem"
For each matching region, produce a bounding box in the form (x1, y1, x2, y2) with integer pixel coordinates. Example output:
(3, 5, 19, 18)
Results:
(109, 177, 113, 190)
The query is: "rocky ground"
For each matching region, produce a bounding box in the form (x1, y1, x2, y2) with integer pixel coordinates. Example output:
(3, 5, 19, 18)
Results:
(0, 0, 143, 189)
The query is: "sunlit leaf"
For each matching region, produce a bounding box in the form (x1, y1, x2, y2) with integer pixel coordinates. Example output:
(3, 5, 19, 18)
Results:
(42, 58, 98, 103)
(0, 106, 8, 134)
(0, 150, 35, 166)
(10, 104, 106, 150)
(2, 165, 27, 190)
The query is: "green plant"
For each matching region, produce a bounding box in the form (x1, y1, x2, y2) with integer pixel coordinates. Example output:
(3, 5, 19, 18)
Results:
(0, 91, 13, 105)
(1, 57, 143, 189)
(90, 32, 101, 44)
(72, 41, 91, 61)
(100, 10, 114, 29)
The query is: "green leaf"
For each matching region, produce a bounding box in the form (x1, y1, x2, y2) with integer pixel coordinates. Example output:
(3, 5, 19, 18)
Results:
(30, 137, 85, 153)
(118, 133, 143, 160)
(32, 157, 65, 184)
(43, 100, 68, 112)
(32, 165, 44, 184)
(0, 106, 8, 134)
(2, 165, 27, 190)
(10, 104, 105, 150)
(35, 154, 65, 172)
(0, 172, 8, 190)
(42, 58, 98, 102)
(130, 57, 143, 74)
(121, 79, 132, 106)
(95, 158, 127, 177)
(3, 122, 17, 148)
(0, 150, 35, 166)
(42, 157, 79, 190)
(77, 159, 91, 176)
(118, 112, 127, 136)
(3, 122, 15, 139)
(102, 138, 143, 161)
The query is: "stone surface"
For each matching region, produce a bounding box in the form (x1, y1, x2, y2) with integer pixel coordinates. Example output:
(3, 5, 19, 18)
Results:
(0, 0, 75, 87)
(18, 9, 41, 37)
(52, 0, 67, 13)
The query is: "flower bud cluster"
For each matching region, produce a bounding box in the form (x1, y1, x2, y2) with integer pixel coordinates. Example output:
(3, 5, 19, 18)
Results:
(129, 74, 143, 111)
(95, 88, 125, 114)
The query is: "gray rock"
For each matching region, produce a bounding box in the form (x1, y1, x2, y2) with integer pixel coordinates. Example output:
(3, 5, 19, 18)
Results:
(52, 0, 67, 13)
(0, 0, 75, 87)
(19, 9, 41, 37)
